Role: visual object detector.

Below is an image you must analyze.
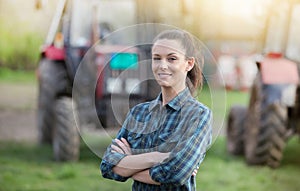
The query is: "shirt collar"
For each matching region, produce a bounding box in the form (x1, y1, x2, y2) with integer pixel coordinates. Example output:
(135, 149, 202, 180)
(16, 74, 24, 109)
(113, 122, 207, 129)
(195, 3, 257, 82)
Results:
(149, 88, 191, 111)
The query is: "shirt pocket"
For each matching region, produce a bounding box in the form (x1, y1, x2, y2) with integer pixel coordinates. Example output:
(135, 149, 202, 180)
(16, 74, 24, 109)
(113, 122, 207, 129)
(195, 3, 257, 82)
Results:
(158, 131, 179, 152)
(127, 131, 154, 154)
(127, 131, 142, 146)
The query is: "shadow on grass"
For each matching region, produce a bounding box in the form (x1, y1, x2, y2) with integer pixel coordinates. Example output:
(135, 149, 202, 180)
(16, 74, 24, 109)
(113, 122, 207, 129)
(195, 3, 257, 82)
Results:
(79, 142, 102, 163)
(281, 137, 300, 167)
(207, 136, 300, 169)
(1, 136, 299, 167)
(0, 139, 102, 164)
(0, 141, 53, 163)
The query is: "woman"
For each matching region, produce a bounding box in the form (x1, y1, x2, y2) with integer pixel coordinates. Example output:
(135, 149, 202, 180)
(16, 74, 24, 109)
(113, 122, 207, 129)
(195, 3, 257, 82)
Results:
(100, 29, 212, 190)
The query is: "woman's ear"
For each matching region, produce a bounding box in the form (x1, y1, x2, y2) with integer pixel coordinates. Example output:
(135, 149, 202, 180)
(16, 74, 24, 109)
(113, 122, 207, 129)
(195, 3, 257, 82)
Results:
(186, 57, 195, 71)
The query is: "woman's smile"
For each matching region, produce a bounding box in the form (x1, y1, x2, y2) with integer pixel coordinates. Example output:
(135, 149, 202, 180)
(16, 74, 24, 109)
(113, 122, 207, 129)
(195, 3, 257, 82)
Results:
(158, 72, 172, 78)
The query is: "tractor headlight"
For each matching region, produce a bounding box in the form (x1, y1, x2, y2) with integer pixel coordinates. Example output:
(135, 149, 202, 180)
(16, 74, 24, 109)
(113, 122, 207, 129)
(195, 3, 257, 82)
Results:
(126, 78, 140, 94)
(106, 78, 122, 94)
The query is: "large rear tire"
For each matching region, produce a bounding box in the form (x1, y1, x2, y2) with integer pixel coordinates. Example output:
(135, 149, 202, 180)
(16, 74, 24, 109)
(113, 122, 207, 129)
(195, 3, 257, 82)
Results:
(53, 97, 80, 161)
(227, 105, 247, 155)
(244, 74, 288, 168)
(37, 59, 69, 144)
(245, 102, 287, 168)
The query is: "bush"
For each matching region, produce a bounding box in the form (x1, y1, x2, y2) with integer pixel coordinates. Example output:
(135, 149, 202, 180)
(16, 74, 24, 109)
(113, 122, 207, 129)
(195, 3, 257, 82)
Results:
(0, 20, 43, 70)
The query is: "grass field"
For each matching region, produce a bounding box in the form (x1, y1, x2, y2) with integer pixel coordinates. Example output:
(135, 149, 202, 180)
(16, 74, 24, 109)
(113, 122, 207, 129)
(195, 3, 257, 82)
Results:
(0, 137, 299, 191)
(0, 70, 299, 190)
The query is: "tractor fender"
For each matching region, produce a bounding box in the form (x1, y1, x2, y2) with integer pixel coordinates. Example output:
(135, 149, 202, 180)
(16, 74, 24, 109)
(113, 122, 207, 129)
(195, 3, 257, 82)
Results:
(41, 45, 65, 61)
(257, 54, 299, 85)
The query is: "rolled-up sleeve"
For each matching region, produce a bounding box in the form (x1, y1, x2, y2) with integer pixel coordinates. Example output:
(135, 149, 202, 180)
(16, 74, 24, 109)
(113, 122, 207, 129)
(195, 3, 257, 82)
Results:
(149, 109, 212, 186)
(100, 127, 129, 182)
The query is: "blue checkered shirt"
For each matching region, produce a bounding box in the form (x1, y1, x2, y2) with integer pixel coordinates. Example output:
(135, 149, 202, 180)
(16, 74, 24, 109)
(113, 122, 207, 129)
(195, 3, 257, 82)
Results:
(100, 88, 212, 191)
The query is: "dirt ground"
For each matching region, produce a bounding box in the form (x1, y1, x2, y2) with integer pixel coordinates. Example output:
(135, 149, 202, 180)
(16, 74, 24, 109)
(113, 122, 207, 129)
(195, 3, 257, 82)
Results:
(0, 82, 119, 143)
(0, 82, 38, 142)
(0, 82, 225, 143)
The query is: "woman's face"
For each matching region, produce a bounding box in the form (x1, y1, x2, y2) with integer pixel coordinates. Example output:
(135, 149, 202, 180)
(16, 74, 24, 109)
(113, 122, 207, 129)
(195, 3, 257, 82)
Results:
(152, 39, 194, 91)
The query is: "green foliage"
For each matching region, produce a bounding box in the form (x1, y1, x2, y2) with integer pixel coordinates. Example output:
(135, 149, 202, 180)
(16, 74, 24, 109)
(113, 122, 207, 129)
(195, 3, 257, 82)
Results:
(0, 19, 43, 70)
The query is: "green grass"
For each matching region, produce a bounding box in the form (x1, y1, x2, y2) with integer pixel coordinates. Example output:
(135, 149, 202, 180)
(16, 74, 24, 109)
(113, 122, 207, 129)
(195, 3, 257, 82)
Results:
(0, 137, 299, 191)
(198, 84, 250, 113)
(198, 137, 300, 191)
(198, 85, 249, 139)
(0, 67, 36, 84)
(0, 141, 133, 191)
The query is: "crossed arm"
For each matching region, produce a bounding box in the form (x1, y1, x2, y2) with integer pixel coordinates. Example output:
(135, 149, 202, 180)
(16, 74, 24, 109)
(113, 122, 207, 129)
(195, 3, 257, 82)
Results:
(111, 138, 168, 185)
(111, 138, 199, 185)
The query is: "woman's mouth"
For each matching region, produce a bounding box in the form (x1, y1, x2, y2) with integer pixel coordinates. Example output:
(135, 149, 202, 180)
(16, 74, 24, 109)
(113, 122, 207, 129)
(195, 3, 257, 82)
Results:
(158, 73, 172, 78)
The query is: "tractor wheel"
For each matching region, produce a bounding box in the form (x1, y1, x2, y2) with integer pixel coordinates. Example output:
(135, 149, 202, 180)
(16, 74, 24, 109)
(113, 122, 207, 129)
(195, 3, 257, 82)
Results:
(37, 59, 69, 144)
(226, 105, 247, 155)
(245, 102, 287, 168)
(53, 97, 80, 161)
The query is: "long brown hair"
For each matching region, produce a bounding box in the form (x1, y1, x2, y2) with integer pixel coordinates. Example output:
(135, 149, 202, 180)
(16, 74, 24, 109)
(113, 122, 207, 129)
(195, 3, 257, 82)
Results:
(152, 29, 203, 95)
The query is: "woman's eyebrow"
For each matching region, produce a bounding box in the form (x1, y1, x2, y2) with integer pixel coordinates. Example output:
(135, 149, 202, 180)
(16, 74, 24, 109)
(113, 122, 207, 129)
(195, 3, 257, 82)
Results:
(152, 53, 161, 57)
(167, 53, 178, 56)
(152, 52, 178, 56)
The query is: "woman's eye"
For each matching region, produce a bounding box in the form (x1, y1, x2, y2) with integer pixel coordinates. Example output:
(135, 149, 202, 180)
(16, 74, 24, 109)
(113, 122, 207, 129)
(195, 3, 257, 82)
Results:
(167, 57, 177, 62)
(153, 57, 160, 61)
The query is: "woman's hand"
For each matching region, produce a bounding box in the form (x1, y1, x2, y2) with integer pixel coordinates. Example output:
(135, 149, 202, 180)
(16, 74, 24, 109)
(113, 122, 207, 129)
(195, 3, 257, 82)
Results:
(111, 138, 132, 155)
(192, 166, 199, 176)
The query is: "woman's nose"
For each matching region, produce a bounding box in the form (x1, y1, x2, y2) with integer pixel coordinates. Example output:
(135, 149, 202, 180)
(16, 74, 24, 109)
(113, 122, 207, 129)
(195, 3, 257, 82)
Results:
(159, 59, 168, 70)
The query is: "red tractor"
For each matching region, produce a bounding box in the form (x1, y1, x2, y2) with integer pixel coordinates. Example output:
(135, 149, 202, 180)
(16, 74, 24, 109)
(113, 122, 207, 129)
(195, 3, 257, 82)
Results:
(227, 53, 299, 168)
(36, 0, 159, 161)
(226, 1, 300, 168)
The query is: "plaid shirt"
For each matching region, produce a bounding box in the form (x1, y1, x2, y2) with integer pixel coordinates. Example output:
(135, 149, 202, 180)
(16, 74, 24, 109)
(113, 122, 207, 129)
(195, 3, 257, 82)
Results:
(100, 88, 212, 191)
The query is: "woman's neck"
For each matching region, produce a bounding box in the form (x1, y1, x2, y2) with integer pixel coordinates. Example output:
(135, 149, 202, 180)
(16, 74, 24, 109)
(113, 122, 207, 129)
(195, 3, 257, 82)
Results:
(161, 86, 186, 106)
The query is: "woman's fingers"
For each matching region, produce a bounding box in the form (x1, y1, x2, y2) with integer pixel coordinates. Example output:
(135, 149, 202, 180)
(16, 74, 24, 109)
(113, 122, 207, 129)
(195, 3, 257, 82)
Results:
(192, 169, 198, 176)
(114, 138, 132, 155)
(120, 138, 132, 154)
(121, 137, 130, 147)
(111, 144, 124, 154)
(192, 166, 199, 176)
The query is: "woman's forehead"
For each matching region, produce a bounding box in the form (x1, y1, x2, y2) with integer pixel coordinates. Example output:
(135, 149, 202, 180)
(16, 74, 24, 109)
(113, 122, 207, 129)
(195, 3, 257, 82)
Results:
(152, 39, 185, 55)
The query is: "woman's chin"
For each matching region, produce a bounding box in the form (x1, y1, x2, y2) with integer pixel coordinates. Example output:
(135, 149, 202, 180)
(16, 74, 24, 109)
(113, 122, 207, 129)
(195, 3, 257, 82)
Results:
(157, 80, 171, 87)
